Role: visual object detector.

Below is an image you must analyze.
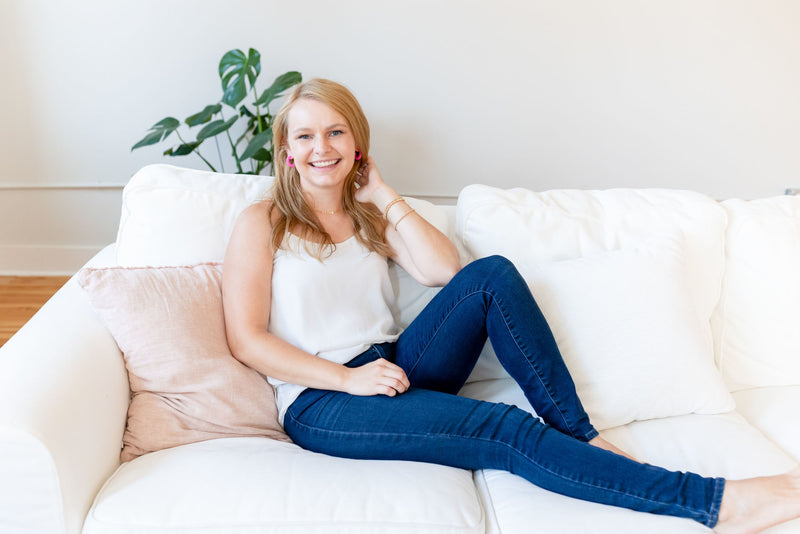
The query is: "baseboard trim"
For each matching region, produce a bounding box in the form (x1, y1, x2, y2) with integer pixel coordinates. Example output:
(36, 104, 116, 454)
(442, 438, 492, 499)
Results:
(0, 245, 104, 276)
(0, 183, 126, 191)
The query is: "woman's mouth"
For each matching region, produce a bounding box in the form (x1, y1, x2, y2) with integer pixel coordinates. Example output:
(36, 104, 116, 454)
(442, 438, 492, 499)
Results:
(309, 159, 340, 168)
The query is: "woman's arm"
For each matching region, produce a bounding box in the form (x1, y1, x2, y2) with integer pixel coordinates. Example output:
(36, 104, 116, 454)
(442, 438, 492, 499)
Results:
(222, 202, 409, 396)
(355, 157, 462, 287)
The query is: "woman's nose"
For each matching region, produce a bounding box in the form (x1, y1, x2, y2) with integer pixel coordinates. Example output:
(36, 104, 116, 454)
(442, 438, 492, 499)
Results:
(313, 135, 330, 153)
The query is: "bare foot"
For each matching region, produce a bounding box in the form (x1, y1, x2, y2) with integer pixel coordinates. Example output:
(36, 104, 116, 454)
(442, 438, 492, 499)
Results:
(588, 435, 639, 462)
(715, 467, 800, 534)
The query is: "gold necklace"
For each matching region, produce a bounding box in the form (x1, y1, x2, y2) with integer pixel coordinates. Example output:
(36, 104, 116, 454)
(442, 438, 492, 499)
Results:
(315, 208, 340, 215)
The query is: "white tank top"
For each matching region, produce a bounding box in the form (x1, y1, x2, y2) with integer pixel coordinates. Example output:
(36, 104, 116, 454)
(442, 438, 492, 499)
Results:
(267, 233, 399, 423)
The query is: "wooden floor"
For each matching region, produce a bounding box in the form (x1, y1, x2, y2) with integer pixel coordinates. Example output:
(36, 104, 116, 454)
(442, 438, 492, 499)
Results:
(0, 276, 70, 348)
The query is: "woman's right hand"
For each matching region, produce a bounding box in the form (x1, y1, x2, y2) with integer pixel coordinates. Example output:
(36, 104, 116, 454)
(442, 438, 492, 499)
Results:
(344, 358, 410, 397)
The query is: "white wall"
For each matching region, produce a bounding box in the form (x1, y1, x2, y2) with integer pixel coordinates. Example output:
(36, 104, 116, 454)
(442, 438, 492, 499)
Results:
(2, 0, 799, 273)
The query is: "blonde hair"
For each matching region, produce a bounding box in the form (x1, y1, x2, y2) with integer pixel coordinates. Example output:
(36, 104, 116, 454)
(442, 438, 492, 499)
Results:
(270, 78, 391, 259)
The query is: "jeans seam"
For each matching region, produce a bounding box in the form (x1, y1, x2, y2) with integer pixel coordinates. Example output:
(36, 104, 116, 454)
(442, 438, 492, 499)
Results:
(285, 414, 713, 523)
(705, 477, 725, 528)
(403, 289, 486, 379)
(487, 295, 579, 437)
(406, 285, 587, 440)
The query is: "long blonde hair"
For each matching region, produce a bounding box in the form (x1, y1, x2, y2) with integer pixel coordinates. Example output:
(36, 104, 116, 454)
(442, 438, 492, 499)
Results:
(270, 79, 391, 259)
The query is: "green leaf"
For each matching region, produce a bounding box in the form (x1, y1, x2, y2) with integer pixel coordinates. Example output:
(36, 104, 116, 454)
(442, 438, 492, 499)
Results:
(255, 71, 302, 107)
(252, 148, 272, 162)
(219, 48, 261, 108)
(185, 104, 222, 127)
(131, 117, 180, 150)
(196, 116, 238, 141)
(240, 129, 273, 160)
(133, 130, 166, 151)
(164, 142, 200, 156)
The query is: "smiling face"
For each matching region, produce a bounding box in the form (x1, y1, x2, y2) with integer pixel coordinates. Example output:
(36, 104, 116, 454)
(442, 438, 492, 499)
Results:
(284, 98, 358, 195)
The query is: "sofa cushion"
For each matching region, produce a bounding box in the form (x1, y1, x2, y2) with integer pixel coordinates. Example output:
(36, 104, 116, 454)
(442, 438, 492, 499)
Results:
(116, 163, 453, 267)
(522, 237, 732, 429)
(115, 164, 453, 340)
(456, 186, 726, 320)
(82, 437, 485, 534)
(78, 263, 290, 462)
(713, 196, 800, 390)
(116, 164, 274, 267)
(456, 186, 733, 429)
(733, 386, 800, 462)
(474, 409, 798, 534)
(464, 375, 798, 533)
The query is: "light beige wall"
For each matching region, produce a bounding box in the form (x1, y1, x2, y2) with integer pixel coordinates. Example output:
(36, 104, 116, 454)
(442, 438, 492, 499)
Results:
(2, 0, 799, 273)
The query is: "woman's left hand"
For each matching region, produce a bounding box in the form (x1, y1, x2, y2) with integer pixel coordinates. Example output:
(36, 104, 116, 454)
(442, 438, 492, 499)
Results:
(353, 155, 462, 287)
(354, 156, 393, 207)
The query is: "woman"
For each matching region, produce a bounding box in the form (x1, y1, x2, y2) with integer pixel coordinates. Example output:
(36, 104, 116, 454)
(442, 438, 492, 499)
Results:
(222, 78, 800, 533)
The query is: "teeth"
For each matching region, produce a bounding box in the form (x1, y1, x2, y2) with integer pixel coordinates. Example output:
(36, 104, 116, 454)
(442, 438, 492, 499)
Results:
(311, 159, 338, 167)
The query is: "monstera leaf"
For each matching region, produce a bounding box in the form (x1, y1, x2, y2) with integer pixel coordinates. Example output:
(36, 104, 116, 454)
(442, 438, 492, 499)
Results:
(185, 104, 222, 127)
(164, 142, 200, 156)
(240, 128, 273, 160)
(131, 117, 180, 150)
(196, 116, 239, 141)
(132, 47, 300, 175)
(219, 48, 261, 108)
(256, 71, 303, 107)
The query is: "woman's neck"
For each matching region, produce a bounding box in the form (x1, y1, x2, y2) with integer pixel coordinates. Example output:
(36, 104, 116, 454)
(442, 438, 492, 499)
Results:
(303, 188, 344, 216)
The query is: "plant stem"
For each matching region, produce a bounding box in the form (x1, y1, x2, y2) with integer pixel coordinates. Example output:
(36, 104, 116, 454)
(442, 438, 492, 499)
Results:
(176, 131, 217, 172)
(220, 108, 244, 173)
(227, 130, 243, 173)
(213, 136, 225, 173)
(253, 84, 263, 134)
(248, 84, 261, 175)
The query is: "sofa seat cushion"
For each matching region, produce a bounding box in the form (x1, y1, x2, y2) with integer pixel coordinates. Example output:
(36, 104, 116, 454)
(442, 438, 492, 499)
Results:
(461, 378, 795, 474)
(477, 412, 800, 534)
(463, 378, 798, 533)
(733, 386, 800, 462)
(83, 437, 485, 534)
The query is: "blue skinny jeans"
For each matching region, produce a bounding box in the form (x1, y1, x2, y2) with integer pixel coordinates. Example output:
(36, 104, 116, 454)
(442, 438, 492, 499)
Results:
(283, 255, 725, 528)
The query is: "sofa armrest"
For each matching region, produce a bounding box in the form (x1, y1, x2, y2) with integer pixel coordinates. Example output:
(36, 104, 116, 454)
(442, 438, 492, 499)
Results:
(0, 274, 129, 534)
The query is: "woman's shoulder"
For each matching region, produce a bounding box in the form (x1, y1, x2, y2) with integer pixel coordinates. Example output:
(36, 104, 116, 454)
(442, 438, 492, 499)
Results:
(237, 200, 280, 228)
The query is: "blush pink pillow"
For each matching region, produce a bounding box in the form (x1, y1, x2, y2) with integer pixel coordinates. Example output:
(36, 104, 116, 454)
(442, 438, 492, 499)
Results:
(78, 263, 290, 462)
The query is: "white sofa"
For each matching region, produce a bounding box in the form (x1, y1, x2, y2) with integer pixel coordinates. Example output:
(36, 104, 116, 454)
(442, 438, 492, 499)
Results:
(2, 164, 800, 534)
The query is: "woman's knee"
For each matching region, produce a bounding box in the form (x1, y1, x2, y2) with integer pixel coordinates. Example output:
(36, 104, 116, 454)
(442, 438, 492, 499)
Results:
(466, 255, 516, 277)
(464, 255, 526, 289)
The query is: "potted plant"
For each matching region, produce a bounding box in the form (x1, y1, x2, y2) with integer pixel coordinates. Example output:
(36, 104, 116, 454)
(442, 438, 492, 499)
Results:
(132, 48, 301, 175)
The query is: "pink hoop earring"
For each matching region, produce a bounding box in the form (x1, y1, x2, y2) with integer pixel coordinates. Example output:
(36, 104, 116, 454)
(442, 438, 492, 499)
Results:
(286, 155, 295, 167)
(354, 150, 362, 161)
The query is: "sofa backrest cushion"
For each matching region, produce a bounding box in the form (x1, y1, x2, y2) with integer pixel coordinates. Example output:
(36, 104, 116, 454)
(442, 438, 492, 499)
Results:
(456, 185, 734, 429)
(714, 196, 800, 390)
(116, 164, 274, 267)
(115, 164, 455, 330)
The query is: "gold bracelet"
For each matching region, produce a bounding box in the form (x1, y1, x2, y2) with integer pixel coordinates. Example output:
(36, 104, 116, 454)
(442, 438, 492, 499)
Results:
(394, 208, 416, 231)
(383, 197, 405, 219)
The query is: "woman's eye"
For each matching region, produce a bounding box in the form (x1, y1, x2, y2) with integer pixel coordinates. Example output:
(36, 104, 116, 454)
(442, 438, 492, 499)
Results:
(297, 134, 311, 140)
(329, 130, 343, 137)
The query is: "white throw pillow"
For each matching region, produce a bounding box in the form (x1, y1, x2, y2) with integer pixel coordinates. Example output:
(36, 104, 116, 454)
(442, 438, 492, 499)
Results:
(456, 185, 733, 429)
(714, 197, 800, 390)
(518, 237, 733, 429)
